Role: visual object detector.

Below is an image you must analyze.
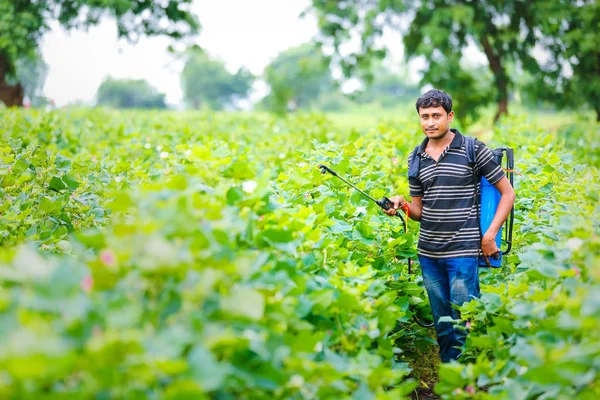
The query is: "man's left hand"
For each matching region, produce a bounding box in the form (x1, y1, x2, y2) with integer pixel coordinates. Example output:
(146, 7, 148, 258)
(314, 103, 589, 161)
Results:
(481, 232, 500, 257)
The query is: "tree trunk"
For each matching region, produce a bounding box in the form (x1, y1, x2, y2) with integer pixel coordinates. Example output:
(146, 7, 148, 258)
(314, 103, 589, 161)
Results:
(596, 107, 600, 122)
(481, 35, 509, 123)
(0, 52, 24, 107)
(495, 97, 508, 124)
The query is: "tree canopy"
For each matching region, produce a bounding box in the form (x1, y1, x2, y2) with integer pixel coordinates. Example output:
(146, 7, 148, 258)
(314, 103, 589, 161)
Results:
(351, 62, 420, 108)
(533, 0, 600, 121)
(0, 0, 199, 107)
(96, 78, 167, 109)
(180, 48, 254, 110)
(310, 0, 596, 122)
(263, 43, 333, 114)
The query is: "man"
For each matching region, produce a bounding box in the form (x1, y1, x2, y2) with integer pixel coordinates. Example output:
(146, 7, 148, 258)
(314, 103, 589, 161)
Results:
(384, 89, 515, 362)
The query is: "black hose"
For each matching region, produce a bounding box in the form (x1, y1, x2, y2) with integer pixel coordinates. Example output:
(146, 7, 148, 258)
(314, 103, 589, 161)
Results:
(405, 227, 434, 328)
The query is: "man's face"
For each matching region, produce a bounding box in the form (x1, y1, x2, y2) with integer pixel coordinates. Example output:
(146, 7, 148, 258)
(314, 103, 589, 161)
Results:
(418, 106, 454, 140)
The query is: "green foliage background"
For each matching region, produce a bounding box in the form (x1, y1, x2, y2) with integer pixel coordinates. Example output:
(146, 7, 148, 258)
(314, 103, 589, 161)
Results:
(0, 108, 598, 398)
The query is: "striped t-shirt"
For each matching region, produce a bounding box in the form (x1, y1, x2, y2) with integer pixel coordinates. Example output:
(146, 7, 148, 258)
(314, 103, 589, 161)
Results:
(408, 129, 504, 259)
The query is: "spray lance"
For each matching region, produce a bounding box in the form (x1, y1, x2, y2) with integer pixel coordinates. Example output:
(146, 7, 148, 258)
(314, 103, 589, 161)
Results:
(317, 164, 434, 328)
(317, 164, 409, 225)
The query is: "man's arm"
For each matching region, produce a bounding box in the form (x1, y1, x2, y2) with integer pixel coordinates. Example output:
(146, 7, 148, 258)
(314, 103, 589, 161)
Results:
(481, 176, 516, 256)
(407, 196, 423, 221)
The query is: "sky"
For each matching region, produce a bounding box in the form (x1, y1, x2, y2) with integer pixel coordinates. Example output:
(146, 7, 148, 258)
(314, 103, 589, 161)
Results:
(41, 0, 319, 107)
(39, 0, 485, 108)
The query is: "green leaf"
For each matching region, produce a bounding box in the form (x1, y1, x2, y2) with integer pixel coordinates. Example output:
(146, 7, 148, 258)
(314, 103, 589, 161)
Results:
(62, 175, 80, 192)
(221, 286, 265, 320)
(54, 154, 72, 172)
(308, 289, 335, 309)
(188, 346, 230, 391)
(352, 384, 374, 400)
(324, 348, 349, 372)
(226, 187, 244, 205)
(39, 196, 62, 215)
(261, 229, 294, 243)
(329, 218, 352, 233)
(48, 176, 67, 192)
(436, 363, 469, 395)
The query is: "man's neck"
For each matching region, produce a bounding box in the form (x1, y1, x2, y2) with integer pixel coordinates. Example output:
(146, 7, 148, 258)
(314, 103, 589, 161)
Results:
(427, 130, 455, 150)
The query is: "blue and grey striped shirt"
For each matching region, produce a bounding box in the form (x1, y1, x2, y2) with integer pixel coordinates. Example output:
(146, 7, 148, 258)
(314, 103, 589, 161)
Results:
(408, 130, 504, 259)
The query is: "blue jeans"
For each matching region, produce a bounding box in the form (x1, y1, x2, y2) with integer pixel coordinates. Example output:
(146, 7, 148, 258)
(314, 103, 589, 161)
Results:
(418, 256, 480, 363)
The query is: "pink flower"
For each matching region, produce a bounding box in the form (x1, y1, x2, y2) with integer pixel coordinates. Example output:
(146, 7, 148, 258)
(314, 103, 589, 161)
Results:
(465, 385, 476, 394)
(392, 157, 398, 165)
(81, 276, 93, 293)
(466, 321, 472, 329)
(99, 249, 116, 267)
(572, 266, 581, 278)
(259, 215, 264, 221)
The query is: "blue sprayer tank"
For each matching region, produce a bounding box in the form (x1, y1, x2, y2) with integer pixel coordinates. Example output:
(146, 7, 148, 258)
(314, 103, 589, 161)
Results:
(479, 175, 503, 267)
(478, 148, 513, 268)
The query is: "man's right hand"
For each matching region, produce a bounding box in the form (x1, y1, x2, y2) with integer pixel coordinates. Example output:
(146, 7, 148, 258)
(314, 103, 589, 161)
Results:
(383, 196, 406, 216)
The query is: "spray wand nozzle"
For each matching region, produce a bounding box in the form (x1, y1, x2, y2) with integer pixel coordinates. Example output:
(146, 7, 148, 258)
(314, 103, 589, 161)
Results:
(317, 164, 407, 225)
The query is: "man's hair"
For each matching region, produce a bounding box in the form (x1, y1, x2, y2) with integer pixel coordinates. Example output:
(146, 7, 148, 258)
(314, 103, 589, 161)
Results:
(415, 89, 452, 114)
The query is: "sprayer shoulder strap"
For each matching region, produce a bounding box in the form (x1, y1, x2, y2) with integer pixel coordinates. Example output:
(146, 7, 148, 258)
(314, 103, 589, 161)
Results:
(464, 136, 477, 166)
(408, 146, 421, 179)
(408, 136, 478, 179)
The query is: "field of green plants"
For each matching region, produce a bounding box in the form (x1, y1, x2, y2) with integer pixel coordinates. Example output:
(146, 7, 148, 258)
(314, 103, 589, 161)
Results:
(0, 108, 598, 399)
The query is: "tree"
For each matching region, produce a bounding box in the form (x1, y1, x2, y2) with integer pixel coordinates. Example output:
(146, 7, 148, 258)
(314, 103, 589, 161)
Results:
(180, 48, 253, 110)
(96, 78, 167, 109)
(352, 62, 421, 107)
(533, 0, 600, 121)
(310, 0, 542, 122)
(263, 43, 333, 114)
(14, 52, 49, 107)
(419, 56, 494, 129)
(0, 0, 199, 107)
